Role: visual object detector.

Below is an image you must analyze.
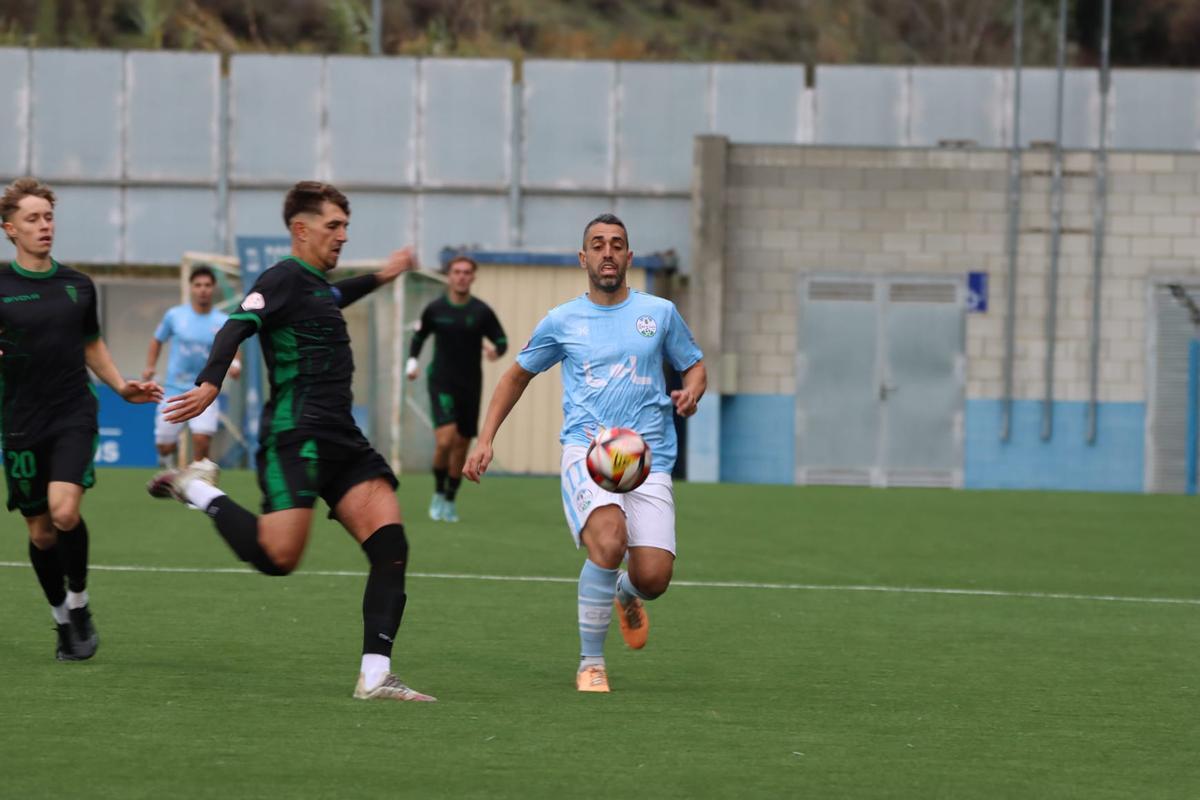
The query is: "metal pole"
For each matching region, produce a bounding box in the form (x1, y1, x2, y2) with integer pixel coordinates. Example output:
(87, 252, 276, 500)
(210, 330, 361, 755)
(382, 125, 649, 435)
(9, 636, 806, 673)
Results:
(1086, 0, 1112, 444)
(370, 0, 383, 55)
(1041, 0, 1068, 441)
(1001, 0, 1024, 442)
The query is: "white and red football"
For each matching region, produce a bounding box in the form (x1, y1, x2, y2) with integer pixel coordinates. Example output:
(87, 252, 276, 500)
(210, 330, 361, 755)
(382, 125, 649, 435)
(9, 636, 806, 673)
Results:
(586, 427, 652, 493)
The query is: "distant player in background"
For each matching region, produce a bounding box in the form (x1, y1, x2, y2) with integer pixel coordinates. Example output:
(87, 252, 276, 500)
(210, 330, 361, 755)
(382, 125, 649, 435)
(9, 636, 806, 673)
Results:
(143, 265, 241, 468)
(406, 255, 507, 523)
(148, 181, 434, 702)
(464, 214, 706, 693)
(0, 178, 162, 661)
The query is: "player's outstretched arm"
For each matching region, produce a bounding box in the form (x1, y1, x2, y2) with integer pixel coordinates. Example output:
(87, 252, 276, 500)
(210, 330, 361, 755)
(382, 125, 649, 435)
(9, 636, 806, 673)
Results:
(334, 247, 417, 309)
(463, 363, 536, 482)
(670, 360, 707, 418)
(163, 383, 219, 424)
(143, 337, 163, 381)
(84, 338, 164, 404)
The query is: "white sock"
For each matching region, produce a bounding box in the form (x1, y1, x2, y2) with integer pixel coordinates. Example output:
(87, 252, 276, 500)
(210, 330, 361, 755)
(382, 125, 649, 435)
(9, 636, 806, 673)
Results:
(51, 603, 69, 625)
(183, 480, 225, 511)
(66, 590, 88, 610)
(361, 654, 390, 688)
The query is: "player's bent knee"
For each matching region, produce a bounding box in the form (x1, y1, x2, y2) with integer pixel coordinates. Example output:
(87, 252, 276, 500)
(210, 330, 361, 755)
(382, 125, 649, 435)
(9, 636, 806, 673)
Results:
(49, 507, 80, 533)
(27, 522, 57, 549)
(363, 524, 409, 571)
(634, 574, 671, 599)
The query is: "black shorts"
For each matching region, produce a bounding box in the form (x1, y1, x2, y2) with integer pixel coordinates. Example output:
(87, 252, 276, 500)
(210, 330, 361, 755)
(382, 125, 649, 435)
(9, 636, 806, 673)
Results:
(428, 381, 481, 439)
(4, 429, 97, 518)
(256, 432, 398, 515)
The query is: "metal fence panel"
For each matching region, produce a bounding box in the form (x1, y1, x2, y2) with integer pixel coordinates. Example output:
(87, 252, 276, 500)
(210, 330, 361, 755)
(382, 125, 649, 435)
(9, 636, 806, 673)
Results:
(328, 56, 417, 184)
(1017, 68, 1097, 148)
(713, 64, 804, 143)
(617, 62, 710, 191)
(815, 65, 906, 146)
(521, 194, 611, 251)
(32, 50, 123, 180)
(420, 194, 508, 268)
(615, 196, 691, 268)
(1112, 70, 1200, 151)
(523, 60, 615, 189)
(125, 188, 217, 263)
(230, 55, 322, 181)
(54, 186, 122, 263)
(127, 52, 219, 180)
(421, 59, 511, 187)
(910, 67, 1005, 147)
(230, 189, 288, 247)
(0, 49, 29, 176)
(340, 193, 415, 262)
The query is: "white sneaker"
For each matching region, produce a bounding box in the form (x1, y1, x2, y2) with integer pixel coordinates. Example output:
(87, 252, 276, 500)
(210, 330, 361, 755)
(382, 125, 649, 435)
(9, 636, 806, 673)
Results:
(441, 499, 459, 523)
(428, 493, 445, 521)
(353, 672, 437, 702)
(147, 458, 220, 503)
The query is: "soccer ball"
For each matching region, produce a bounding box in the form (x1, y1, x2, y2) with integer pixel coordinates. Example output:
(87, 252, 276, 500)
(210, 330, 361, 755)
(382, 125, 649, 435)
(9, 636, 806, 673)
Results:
(586, 427, 651, 493)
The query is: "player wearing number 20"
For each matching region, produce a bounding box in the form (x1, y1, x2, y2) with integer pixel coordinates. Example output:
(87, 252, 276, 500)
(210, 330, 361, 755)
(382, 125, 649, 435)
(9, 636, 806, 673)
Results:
(0, 178, 163, 661)
(464, 213, 707, 693)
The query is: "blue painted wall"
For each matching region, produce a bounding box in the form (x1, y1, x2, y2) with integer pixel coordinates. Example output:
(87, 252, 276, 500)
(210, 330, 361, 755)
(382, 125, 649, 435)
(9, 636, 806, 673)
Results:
(718, 393, 1146, 492)
(719, 395, 795, 484)
(964, 399, 1145, 493)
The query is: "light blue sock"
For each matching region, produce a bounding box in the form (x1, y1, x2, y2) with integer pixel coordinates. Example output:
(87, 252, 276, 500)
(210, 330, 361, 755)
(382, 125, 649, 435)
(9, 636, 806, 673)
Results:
(578, 560, 618, 659)
(616, 570, 651, 606)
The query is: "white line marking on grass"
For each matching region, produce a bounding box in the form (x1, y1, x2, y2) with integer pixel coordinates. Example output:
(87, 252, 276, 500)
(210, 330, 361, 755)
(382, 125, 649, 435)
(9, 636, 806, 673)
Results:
(1, 561, 1198, 607)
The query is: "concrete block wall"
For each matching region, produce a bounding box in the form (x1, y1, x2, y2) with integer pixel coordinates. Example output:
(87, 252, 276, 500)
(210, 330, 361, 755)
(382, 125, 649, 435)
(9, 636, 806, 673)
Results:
(718, 145, 1200, 405)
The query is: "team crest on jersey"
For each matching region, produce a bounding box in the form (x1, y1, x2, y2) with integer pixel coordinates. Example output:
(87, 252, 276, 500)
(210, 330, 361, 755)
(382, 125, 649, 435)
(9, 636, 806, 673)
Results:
(65, 285, 77, 303)
(635, 315, 657, 337)
(241, 292, 266, 311)
(574, 487, 593, 514)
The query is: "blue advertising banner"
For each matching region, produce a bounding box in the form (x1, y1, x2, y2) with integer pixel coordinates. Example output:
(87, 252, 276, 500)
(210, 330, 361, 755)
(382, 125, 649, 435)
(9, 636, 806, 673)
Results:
(96, 384, 158, 467)
(967, 271, 988, 313)
(234, 236, 291, 459)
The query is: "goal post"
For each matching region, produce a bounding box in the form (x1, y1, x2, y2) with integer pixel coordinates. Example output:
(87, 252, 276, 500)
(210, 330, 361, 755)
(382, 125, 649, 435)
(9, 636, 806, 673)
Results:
(391, 268, 448, 475)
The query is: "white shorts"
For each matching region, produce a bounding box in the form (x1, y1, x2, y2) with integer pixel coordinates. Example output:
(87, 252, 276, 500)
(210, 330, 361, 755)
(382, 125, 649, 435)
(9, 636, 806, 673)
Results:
(560, 445, 676, 555)
(154, 400, 220, 445)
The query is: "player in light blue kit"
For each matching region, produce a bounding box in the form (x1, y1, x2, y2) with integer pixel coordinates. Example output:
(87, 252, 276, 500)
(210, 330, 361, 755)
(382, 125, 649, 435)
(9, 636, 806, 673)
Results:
(143, 266, 240, 468)
(464, 214, 707, 693)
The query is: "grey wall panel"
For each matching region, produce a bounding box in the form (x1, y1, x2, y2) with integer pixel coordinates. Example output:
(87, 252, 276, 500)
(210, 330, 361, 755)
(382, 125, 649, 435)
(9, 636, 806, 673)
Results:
(523, 60, 615, 189)
(815, 66, 906, 146)
(421, 59, 511, 187)
(1018, 69, 1097, 148)
(617, 63, 710, 191)
(31, 50, 123, 179)
(910, 68, 1004, 147)
(126, 52, 219, 180)
(230, 55, 322, 181)
(713, 64, 803, 143)
(125, 188, 217, 263)
(339, 193, 415, 262)
(53, 187, 121, 263)
(328, 57, 417, 184)
(522, 195, 611, 250)
(230, 189, 288, 243)
(1112, 71, 1200, 151)
(420, 194, 508, 268)
(616, 196, 691, 268)
(0, 49, 29, 176)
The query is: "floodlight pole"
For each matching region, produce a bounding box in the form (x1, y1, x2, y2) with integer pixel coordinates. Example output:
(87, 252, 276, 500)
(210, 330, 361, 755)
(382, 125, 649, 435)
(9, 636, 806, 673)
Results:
(371, 0, 383, 55)
(1000, 0, 1024, 442)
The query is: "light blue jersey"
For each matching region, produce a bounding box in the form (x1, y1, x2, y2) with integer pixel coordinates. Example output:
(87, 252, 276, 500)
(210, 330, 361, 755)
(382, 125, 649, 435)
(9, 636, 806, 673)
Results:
(517, 290, 703, 474)
(154, 304, 229, 397)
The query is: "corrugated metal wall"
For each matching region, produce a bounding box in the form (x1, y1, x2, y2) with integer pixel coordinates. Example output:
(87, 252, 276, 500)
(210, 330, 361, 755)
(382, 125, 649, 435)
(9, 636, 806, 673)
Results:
(7, 48, 1200, 275)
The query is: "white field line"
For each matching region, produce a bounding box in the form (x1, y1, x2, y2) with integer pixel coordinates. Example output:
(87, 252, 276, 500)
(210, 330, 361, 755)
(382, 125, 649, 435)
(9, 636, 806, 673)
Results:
(0, 561, 1197, 607)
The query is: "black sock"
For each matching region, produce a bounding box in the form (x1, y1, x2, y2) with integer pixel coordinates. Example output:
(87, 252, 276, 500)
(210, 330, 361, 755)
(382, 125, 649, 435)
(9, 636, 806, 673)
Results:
(28, 540, 66, 608)
(361, 524, 409, 657)
(434, 468, 448, 494)
(207, 496, 290, 576)
(56, 518, 89, 594)
(445, 477, 462, 502)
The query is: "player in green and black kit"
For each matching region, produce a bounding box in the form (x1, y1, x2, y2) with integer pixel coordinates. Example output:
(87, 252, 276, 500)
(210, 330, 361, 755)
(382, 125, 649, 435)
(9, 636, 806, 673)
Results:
(148, 181, 434, 702)
(0, 178, 162, 661)
(406, 255, 506, 522)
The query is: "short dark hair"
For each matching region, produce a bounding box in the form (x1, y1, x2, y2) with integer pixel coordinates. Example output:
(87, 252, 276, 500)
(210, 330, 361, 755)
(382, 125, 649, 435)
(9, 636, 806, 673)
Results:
(282, 181, 350, 228)
(582, 213, 629, 248)
(446, 255, 478, 273)
(189, 265, 216, 284)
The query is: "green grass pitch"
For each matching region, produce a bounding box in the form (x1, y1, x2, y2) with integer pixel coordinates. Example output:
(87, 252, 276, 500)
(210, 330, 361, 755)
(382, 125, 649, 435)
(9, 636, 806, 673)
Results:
(2, 470, 1198, 798)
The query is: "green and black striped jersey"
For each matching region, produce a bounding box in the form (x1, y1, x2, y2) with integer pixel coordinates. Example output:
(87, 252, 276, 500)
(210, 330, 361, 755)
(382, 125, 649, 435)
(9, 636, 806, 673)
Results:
(0, 260, 100, 447)
(200, 256, 379, 444)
